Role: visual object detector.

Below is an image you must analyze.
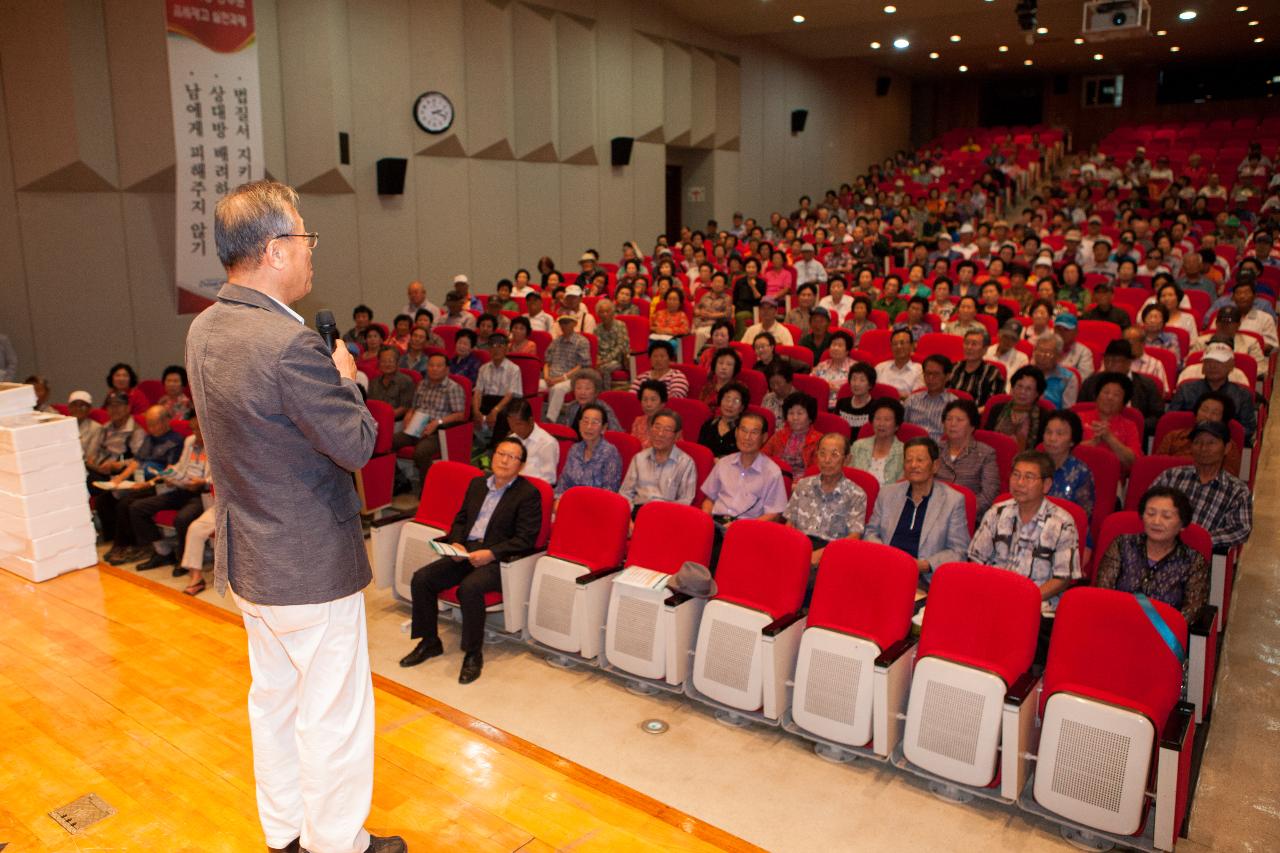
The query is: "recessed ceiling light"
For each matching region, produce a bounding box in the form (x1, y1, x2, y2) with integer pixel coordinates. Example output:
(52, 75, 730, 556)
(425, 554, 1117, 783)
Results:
(1248, 20, 1259, 26)
(1178, 10, 1197, 21)
(929, 51, 940, 59)
(1170, 45, 1181, 52)
(1074, 37, 1085, 44)
(1036, 26, 1049, 34)
(1024, 59, 1033, 66)
(950, 34, 961, 42)
(1256, 36, 1266, 43)
(1093, 53, 1104, 60)
(884, 4, 897, 13)
(893, 37, 910, 49)
(998, 44, 1009, 52)
(870, 40, 881, 49)
(958, 64, 968, 72)
(792, 14, 806, 24)
(1236, 5, 1248, 11)
(1156, 29, 1167, 36)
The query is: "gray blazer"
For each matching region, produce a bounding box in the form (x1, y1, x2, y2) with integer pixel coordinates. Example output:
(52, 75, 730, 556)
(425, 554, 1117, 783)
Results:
(865, 479, 972, 571)
(186, 284, 377, 605)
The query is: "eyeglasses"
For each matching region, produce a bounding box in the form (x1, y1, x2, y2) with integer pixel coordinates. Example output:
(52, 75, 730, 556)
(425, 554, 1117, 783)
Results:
(276, 232, 319, 249)
(493, 450, 522, 462)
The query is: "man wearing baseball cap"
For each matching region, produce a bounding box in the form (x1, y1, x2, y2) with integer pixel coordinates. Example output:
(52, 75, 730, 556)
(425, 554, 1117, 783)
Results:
(1170, 340, 1256, 445)
(794, 242, 827, 288)
(1191, 304, 1267, 378)
(1053, 313, 1095, 380)
(437, 289, 477, 330)
(1151, 420, 1253, 553)
(67, 390, 101, 459)
(554, 283, 596, 337)
(741, 296, 793, 347)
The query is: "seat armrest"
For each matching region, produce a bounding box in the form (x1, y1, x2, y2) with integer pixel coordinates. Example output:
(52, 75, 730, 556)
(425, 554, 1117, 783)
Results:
(576, 565, 624, 585)
(1190, 604, 1218, 637)
(874, 635, 917, 668)
(1004, 669, 1039, 706)
(1160, 701, 1194, 750)
(664, 591, 694, 607)
(763, 610, 805, 637)
(371, 509, 415, 528)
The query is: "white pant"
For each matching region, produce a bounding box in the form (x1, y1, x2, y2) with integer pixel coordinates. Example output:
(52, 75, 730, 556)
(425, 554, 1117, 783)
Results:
(233, 589, 374, 853)
(545, 380, 572, 421)
(179, 506, 215, 570)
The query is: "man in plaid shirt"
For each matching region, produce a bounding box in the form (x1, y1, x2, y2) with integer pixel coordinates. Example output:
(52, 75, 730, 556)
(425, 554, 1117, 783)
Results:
(391, 353, 467, 479)
(1152, 421, 1253, 553)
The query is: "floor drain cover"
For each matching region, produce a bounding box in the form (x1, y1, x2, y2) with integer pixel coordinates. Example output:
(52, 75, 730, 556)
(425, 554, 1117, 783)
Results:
(641, 718, 669, 734)
(50, 793, 115, 835)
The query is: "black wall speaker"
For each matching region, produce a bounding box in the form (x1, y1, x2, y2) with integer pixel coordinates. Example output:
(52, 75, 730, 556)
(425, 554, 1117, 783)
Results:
(376, 157, 407, 195)
(791, 109, 808, 133)
(339, 132, 350, 165)
(1053, 74, 1069, 96)
(611, 136, 634, 166)
(875, 76, 891, 97)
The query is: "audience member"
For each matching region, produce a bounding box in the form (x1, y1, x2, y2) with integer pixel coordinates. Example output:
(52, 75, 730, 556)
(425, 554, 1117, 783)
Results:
(759, 360, 796, 423)
(812, 330, 856, 409)
(543, 315, 592, 421)
(1077, 371, 1142, 469)
(834, 362, 878, 430)
(935, 399, 999, 519)
(629, 340, 689, 398)
(1192, 304, 1266, 378)
(554, 403, 623, 501)
(472, 332, 521, 448)
(437, 290, 477, 330)
(177, 503, 216, 596)
(947, 329, 1004, 407)
(904, 354, 956, 441)
(592, 299, 630, 378)
(1054, 314, 1095, 380)
(401, 437, 543, 684)
(104, 362, 149, 414)
(699, 381, 749, 457)
(699, 347, 742, 407)
(505, 399, 558, 485)
(986, 320, 1030, 374)
(700, 411, 788, 565)
(447, 328, 482, 384)
(126, 415, 210, 572)
(762, 391, 821, 474)
(402, 280, 441, 324)
(367, 346, 415, 420)
(619, 408, 697, 510)
(1154, 390, 1242, 476)
(398, 327, 432, 374)
(66, 390, 100, 459)
(985, 365, 1047, 451)
(391, 353, 467, 481)
(1081, 338, 1164, 435)
(785, 432, 867, 577)
(100, 406, 185, 564)
(343, 304, 373, 347)
(1031, 332, 1079, 409)
(631, 379, 669, 447)
(1151, 421, 1253, 553)
(523, 291, 555, 335)
(556, 369, 622, 432)
(848, 398, 905, 485)
(1042, 410, 1096, 519)
(1169, 342, 1256, 445)
(741, 296, 793, 346)
(875, 329, 925, 399)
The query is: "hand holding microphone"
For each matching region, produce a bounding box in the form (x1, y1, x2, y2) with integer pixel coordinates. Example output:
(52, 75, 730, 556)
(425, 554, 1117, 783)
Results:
(316, 309, 357, 381)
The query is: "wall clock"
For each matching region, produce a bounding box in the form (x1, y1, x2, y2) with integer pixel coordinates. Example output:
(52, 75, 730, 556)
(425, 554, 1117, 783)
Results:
(414, 91, 454, 134)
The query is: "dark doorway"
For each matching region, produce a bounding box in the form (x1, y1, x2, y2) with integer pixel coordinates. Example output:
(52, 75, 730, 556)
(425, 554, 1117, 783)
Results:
(665, 165, 682, 243)
(979, 77, 1043, 127)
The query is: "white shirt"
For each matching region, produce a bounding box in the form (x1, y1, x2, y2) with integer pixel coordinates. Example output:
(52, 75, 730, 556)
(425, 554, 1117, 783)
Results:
(551, 305, 597, 337)
(265, 292, 305, 324)
(520, 424, 560, 485)
(525, 311, 555, 334)
(1061, 342, 1095, 379)
(986, 344, 1029, 375)
(874, 359, 924, 398)
(1131, 353, 1169, 390)
(741, 322, 794, 346)
(794, 258, 828, 286)
(1177, 363, 1249, 389)
(818, 294, 854, 325)
(1240, 307, 1278, 351)
(402, 298, 442, 323)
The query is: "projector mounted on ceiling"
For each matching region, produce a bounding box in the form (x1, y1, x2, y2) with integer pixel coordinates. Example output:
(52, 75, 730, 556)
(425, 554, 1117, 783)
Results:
(1081, 0, 1151, 41)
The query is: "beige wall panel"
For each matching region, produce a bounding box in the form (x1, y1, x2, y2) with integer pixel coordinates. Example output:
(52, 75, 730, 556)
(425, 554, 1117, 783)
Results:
(512, 3, 556, 161)
(714, 54, 740, 149)
(595, 162, 631, 260)
(630, 32, 663, 142)
(463, 1, 514, 159)
(292, 194, 361, 323)
(734, 48, 763, 218)
(661, 40, 691, 146)
(0, 69, 35, 376)
(17, 193, 135, 391)
(555, 13, 596, 163)
(0, 0, 117, 190)
(120, 193, 190, 378)
(276, 0, 353, 191)
(630, 141, 663, 243)
(103, 0, 173, 190)
(690, 49, 715, 149)
(515, 162, 561, 272)
(255, 0, 289, 182)
(413, 158, 472, 303)
(347, 0, 418, 316)
(594, 0, 631, 151)
(408, 0, 467, 155)
(711, 149, 739, 226)
(466, 160, 518, 286)
(561, 166, 601, 265)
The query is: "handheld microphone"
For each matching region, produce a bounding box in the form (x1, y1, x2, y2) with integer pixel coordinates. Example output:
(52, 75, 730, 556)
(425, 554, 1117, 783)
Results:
(316, 310, 339, 351)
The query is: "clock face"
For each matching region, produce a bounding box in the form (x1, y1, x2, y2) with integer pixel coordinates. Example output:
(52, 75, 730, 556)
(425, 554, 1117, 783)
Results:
(414, 91, 454, 134)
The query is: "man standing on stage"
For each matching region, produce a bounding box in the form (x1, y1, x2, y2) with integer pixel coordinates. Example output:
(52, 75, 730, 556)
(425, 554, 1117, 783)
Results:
(187, 180, 405, 853)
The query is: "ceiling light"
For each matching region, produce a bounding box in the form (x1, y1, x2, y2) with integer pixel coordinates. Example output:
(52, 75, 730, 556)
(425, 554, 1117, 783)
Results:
(884, 4, 897, 13)
(1249, 20, 1259, 26)
(1156, 29, 1167, 35)
(870, 40, 881, 49)
(1256, 36, 1266, 43)
(792, 14, 805, 24)
(950, 34, 961, 42)
(1024, 59, 1034, 66)
(1036, 26, 1048, 34)
(1178, 10, 1197, 21)
(1074, 37, 1085, 44)
(893, 37, 910, 49)
(929, 51, 940, 59)
(1093, 53, 1104, 60)
(1170, 45, 1181, 52)
(958, 64, 968, 72)
(1236, 5, 1248, 10)
(998, 44, 1009, 52)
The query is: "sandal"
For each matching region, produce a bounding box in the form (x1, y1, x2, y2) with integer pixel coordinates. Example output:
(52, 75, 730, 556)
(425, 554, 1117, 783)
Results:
(182, 578, 206, 596)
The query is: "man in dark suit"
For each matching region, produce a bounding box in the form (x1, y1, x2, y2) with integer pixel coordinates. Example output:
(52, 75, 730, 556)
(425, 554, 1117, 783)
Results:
(187, 180, 403, 853)
(401, 435, 543, 684)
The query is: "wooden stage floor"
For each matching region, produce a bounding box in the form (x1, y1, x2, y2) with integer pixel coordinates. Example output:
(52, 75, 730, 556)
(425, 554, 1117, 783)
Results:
(0, 564, 760, 852)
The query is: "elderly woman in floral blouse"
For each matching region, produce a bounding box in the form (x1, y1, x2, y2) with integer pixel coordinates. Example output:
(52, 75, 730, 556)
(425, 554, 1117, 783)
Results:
(554, 403, 623, 508)
(812, 330, 856, 411)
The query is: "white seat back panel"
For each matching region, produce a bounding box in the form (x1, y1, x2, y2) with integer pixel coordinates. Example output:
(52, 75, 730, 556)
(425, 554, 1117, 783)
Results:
(792, 628, 880, 747)
(903, 656, 1006, 787)
(691, 600, 770, 712)
(394, 523, 446, 601)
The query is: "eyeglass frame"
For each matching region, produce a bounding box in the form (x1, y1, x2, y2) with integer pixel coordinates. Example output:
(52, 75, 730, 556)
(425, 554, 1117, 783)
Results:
(275, 232, 319, 249)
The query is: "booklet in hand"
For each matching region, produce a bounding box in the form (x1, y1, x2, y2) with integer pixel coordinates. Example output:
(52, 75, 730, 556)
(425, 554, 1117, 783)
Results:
(429, 540, 468, 559)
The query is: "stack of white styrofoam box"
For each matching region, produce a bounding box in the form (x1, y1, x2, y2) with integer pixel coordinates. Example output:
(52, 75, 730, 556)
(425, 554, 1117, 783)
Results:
(0, 402, 97, 582)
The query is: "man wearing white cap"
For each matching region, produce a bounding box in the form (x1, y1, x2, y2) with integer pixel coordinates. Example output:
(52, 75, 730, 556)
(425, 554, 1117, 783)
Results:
(552, 283, 596, 337)
(578, 251, 598, 280)
(793, 243, 827, 287)
(452, 274, 482, 312)
(953, 223, 979, 260)
(67, 390, 101, 459)
(1170, 340, 1257, 445)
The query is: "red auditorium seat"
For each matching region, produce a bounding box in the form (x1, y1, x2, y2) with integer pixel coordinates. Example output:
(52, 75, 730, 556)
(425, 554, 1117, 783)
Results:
(791, 373, 833, 410)
(1123, 455, 1187, 512)
(355, 399, 396, 515)
(666, 397, 710, 440)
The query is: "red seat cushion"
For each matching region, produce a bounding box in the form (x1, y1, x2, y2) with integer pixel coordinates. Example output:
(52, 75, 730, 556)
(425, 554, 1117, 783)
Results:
(153, 510, 178, 527)
(438, 587, 503, 608)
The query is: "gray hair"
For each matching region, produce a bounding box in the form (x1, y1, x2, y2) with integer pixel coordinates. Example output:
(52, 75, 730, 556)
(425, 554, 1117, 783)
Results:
(214, 180, 299, 270)
(963, 327, 990, 346)
(652, 407, 682, 432)
(572, 367, 605, 393)
(1036, 331, 1063, 354)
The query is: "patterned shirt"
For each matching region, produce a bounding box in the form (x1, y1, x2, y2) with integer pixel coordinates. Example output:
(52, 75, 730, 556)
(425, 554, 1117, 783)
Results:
(1094, 534, 1209, 624)
(410, 376, 466, 420)
(367, 371, 416, 412)
(446, 353, 480, 384)
(555, 439, 623, 497)
(544, 333, 592, 378)
(619, 445, 698, 507)
(86, 419, 143, 465)
(1151, 465, 1253, 551)
(947, 361, 1005, 407)
(594, 321, 631, 373)
(474, 358, 523, 398)
(557, 400, 622, 432)
(968, 497, 1082, 610)
(629, 368, 689, 399)
(904, 390, 958, 441)
(786, 474, 867, 542)
(813, 359, 853, 408)
(936, 438, 999, 519)
(1048, 453, 1095, 519)
(1061, 343, 1096, 380)
(695, 292, 733, 328)
(1043, 366, 1079, 409)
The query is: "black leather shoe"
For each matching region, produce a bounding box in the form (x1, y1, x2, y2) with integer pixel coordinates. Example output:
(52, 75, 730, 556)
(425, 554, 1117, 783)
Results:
(171, 566, 189, 577)
(267, 839, 299, 853)
(137, 551, 177, 571)
(458, 651, 483, 684)
(365, 835, 408, 853)
(399, 638, 443, 667)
